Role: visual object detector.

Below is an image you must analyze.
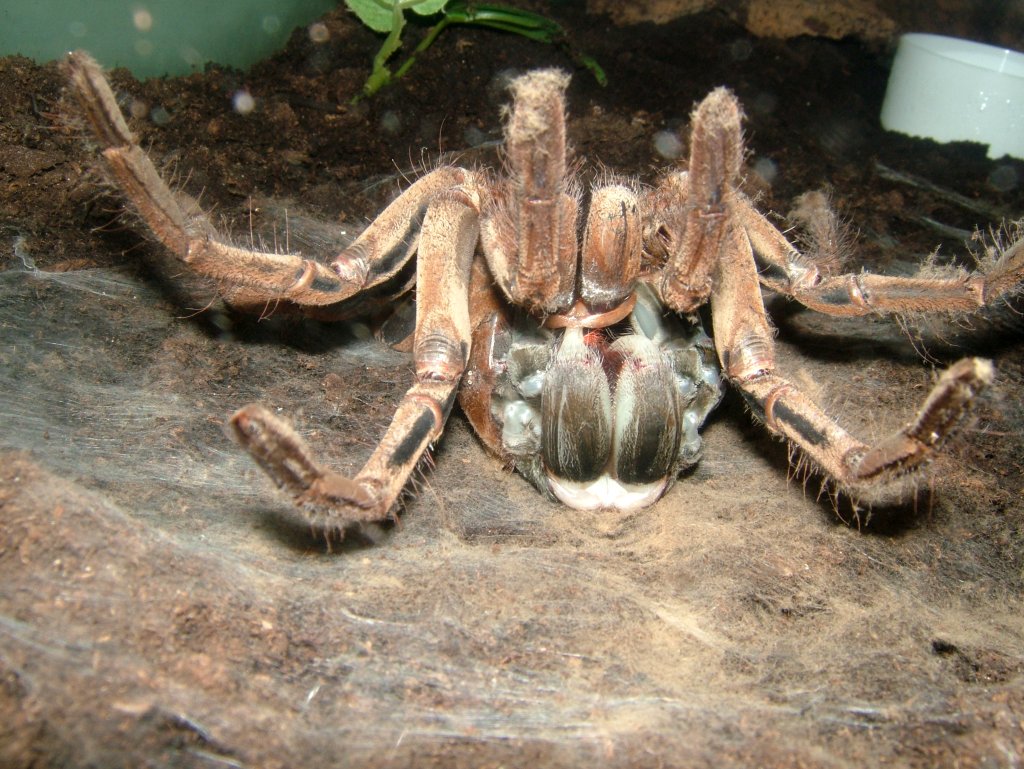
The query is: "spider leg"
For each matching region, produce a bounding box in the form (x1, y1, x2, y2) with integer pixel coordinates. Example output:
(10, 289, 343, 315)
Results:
(735, 192, 1024, 317)
(712, 221, 993, 504)
(230, 184, 481, 531)
(457, 259, 510, 457)
(649, 88, 744, 314)
(480, 69, 579, 314)
(65, 51, 470, 310)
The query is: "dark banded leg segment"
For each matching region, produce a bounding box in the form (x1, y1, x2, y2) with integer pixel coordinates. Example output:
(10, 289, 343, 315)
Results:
(230, 380, 457, 529)
(66, 51, 474, 311)
(65, 52, 357, 306)
(735, 188, 1024, 319)
(737, 359, 992, 503)
(229, 187, 481, 533)
(711, 217, 994, 504)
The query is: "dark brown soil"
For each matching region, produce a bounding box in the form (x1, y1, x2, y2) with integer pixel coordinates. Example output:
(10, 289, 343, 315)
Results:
(1, 4, 1022, 768)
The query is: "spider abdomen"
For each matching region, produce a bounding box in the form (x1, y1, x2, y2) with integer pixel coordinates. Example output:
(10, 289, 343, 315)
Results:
(490, 286, 723, 511)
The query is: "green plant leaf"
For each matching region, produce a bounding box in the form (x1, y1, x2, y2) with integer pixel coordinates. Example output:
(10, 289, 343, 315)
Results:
(349, 0, 607, 97)
(345, 0, 447, 33)
(344, 0, 393, 33)
(408, 0, 448, 18)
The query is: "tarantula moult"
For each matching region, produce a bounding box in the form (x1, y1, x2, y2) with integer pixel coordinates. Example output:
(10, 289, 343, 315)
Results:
(65, 52, 1023, 535)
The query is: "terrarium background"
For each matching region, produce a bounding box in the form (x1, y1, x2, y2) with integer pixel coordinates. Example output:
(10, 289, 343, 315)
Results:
(1, 1, 1022, 767)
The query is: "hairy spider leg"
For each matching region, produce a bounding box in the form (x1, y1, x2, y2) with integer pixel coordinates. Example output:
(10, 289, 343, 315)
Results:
(650, 86, 1009, 503)
(66, 51, 481, 317)
(711, 214, 993, 503)
(654, 87, 744, 314)
(479, 69, 579, 315)
(65, 52, 352, 306)
(230, 184, 481, 529)
(739, 194, 1024, 317)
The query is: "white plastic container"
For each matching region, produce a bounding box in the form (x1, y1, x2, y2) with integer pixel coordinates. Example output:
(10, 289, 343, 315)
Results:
(880, 33, 1024, 160)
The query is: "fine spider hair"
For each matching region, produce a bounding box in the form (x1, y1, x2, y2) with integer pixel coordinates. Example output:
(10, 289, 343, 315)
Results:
(786, 189, 851, 277)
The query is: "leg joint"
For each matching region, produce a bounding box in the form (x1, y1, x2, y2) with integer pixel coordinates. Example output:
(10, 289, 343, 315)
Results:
(415, 333, 467, 382)
(760, 381, 795, 433)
